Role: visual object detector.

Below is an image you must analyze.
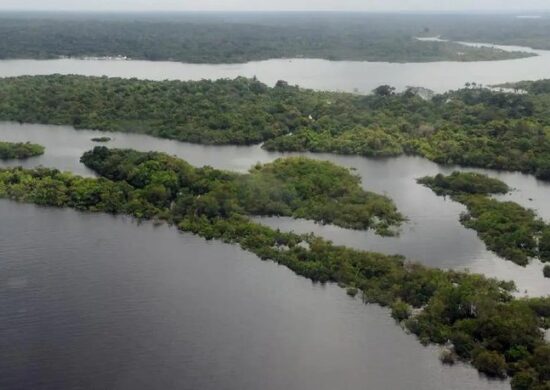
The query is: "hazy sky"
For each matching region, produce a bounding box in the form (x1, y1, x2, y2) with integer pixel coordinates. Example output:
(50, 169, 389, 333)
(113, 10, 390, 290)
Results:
(1, 0, 549, 12)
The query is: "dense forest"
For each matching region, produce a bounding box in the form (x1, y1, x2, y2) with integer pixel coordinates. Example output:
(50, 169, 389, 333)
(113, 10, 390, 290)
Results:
(429, 13, 550, 52)
(2, 75, 550, 180)
(80, 147, 403, 234)
(419, 172, 550, 269)
(0, 140, 44, 160)
(0, 147, 548, 389)
(0, 14, 532, 63)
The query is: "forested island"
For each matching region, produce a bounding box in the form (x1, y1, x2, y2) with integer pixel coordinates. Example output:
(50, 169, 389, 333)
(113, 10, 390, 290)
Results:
(0, 141, 44, 160)
(81, 147, 403, 234)
(0, 14, 533, 63)
(419, 172, 550, 270)
(91, 136, 111, 143)
(0, 147, 548, 389)
(2, 75, 550, 180)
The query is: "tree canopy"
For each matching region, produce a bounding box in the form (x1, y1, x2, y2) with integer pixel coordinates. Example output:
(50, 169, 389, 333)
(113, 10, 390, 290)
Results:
(0, 15, 532, 63)
(0, 140, 44, 160)
(3, 75, 550, 180)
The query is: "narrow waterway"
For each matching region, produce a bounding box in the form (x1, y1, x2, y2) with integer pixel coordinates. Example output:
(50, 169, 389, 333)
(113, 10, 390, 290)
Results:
(0, 122, 548, 296)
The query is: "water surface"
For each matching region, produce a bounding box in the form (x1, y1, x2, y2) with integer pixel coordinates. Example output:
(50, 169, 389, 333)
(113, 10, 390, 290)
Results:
(0, 201, 509, 390)
(0, 41, 548, 93)
(0, 122, 549, 295)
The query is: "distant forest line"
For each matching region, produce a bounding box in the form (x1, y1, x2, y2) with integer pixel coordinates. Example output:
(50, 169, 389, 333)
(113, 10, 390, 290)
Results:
(0, 13, 538, 63)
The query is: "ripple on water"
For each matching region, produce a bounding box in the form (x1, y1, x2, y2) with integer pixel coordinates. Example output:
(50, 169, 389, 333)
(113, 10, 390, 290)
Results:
(0, 122, 549, 296)
(0, 200, 510, 390)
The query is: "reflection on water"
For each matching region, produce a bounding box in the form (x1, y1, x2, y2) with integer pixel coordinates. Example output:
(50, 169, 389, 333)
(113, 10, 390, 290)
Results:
(0, 122, 549, 295)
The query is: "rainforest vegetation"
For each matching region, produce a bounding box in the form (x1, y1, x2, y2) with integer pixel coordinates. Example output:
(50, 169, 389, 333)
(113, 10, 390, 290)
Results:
(416, 171, 510, 196)
(91, 136, 111, 142)
(0, 141, 44, 160)
(2, 75, 550, 180)
(0, 147, 548, 389)
(419, 172, 550, 269)
(81, 147, 403, 234)
(430, 13, 550, 52)
(0, 14, 532, 63)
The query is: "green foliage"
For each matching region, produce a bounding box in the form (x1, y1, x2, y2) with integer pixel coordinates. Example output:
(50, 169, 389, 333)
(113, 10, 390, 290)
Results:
(473, 350, 508, 378)
(420, 172, 549, 267)
(346, 287, 359, 297)
(511, 370, 538, 390)
(434, 15, 550, 53)
(80, 147, 403, 233)
(243, 157, 403, 233)
(0, 141, 44, 160)
(4, 75, 550, 181)
(439, 349, 457, 365)
(0, 15, 532, 63)
(391, 299, 412, 321)
(459, 196, 542, 267)
(539, 229, 550, 262)
(91, 137, 111, 143)
(0, 75, 304, 145)
(418, 172, 510, 196)
(263, 87, 550, 181)
(450, 332, 476, 359)
(0, 147, 548, 388)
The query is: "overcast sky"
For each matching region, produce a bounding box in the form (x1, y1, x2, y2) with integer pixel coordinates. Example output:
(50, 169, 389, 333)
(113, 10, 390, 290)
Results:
(1, 0, 549, 12)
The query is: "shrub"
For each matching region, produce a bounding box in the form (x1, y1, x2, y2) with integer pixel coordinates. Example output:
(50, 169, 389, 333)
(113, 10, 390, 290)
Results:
(440, 349, 456, 365)
(391, 300, 412, 322)
(473, 350, 507, 378)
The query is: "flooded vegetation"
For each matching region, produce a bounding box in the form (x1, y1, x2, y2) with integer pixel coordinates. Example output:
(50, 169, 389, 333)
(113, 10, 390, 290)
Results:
(0, 140, 44, 160)
(420, 172, 550, 270)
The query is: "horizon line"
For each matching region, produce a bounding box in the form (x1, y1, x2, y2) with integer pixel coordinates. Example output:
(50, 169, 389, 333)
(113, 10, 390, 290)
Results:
(1, 9, 549, 14)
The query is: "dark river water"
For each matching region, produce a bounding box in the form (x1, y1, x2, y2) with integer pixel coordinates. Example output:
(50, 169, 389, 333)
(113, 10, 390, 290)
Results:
(0, 201, 508, 390)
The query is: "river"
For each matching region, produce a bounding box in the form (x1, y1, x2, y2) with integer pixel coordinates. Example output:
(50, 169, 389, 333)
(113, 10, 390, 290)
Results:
(0, 122, 548, 297)
(1, 45, 549, 389)
(0, 41, 548, 94)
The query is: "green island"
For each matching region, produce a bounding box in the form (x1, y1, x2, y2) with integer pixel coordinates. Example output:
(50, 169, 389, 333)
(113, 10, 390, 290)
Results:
(0, 14, 533, 63)
(2, 75, 550, 180)
(0, 147, 548, 389)
(0, 140, 44, 160)
(79, 147, 403, 234)
(418, 172, 550, 269)
(91, 136, 112, 143)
